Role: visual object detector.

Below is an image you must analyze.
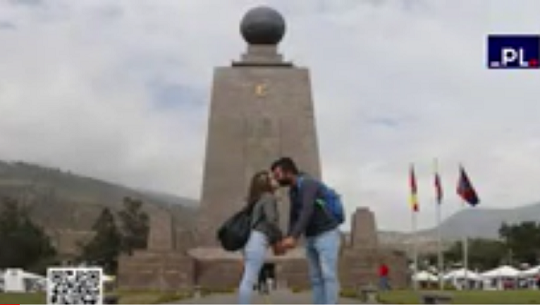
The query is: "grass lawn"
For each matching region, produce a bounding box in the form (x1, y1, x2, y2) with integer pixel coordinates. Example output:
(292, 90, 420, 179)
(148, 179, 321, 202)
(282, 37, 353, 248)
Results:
(0, 292, 46, 304)
(379, 290, 540, 304)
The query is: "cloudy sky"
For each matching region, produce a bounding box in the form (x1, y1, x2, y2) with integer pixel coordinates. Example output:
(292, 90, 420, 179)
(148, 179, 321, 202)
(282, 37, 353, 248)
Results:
(1, 0, 539, 231)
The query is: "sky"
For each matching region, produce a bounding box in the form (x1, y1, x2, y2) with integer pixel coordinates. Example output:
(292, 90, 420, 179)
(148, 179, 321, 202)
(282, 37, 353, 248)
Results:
(1, 0, 539, 231)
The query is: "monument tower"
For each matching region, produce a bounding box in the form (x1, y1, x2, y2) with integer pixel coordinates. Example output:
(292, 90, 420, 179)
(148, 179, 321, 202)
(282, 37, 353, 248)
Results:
(197, 6, 322, 246)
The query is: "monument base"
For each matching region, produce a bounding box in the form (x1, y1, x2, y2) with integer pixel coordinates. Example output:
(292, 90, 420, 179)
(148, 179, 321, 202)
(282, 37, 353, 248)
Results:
(188, 247, 309, 290)
(117, 208, 409, 292)
(117, 250, 194, 291)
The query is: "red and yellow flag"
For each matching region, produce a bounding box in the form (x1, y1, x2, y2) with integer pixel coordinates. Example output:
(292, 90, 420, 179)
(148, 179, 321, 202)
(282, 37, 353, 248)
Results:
(409, 164, 419, 212)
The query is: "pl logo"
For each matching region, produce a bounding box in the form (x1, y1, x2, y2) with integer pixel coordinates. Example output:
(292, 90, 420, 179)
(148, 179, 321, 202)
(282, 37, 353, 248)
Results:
(487, 35, 540, 69)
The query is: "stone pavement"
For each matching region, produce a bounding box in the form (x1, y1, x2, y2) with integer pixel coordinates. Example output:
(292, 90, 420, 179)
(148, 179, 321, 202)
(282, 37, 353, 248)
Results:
(175, 289, 359, 304)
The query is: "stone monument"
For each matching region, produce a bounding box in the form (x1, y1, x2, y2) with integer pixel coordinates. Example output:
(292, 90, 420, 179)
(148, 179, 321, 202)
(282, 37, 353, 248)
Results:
(340, 207, 408, 289)
(351, 207, 379, 249)
(117, 208, 194, 291)
(196, 6, 322, 247)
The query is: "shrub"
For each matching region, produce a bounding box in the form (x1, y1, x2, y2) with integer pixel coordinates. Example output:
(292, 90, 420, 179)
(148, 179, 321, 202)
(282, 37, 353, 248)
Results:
(291, 287, 303, 293)
(339, 288, 357, 298)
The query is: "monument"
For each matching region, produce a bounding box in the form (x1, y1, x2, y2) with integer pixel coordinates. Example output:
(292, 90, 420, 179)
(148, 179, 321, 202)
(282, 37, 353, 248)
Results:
(340, 208, 408, 290)
(118, 5, 408, 292)
(117, 208, 194, 291)
(351, 207, 379, 249)
(196, 6, 322, 247)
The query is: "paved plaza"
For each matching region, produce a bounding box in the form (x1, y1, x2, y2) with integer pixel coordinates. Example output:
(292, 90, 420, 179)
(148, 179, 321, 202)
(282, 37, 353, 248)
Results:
(176, 289, 359, 304)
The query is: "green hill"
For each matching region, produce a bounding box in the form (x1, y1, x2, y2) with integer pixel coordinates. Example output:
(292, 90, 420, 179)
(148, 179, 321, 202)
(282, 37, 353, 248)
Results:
(0, 160, 198, 256)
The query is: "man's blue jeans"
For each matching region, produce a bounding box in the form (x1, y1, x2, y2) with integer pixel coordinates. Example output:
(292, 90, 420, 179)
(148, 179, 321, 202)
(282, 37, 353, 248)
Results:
(238, 231, 268, 304)
(379, 276, 391, 290)
(305, 228, 341, 304)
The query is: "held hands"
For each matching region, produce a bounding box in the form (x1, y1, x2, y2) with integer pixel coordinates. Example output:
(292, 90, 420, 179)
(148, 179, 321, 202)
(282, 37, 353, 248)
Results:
(272, 236, 297, 256)
(272, 243, 286, 256)
(281, 236, 297, 249)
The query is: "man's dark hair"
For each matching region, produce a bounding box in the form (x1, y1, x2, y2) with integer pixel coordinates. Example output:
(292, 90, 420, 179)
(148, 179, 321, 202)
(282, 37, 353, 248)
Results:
(270, 157, 299, 174)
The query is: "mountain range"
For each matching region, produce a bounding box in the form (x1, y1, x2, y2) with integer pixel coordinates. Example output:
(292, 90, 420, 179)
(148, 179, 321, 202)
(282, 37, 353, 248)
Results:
(419, 201, 540, 239)
(1, 159, 539, 255)
(378, 201, 540, 253)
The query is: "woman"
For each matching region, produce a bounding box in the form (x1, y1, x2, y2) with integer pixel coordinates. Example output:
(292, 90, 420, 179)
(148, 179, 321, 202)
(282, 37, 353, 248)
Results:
(238, 171, 283, 304)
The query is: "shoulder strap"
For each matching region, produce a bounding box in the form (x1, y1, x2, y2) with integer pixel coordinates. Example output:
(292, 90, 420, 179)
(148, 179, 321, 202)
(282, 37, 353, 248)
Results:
(250, 199, 265, 228)
(296, 176, 328, 209)
(296, 175, 304, 189)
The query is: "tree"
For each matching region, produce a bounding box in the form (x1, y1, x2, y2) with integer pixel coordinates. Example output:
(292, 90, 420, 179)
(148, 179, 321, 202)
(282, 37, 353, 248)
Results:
(442, 241, 460, 265)
(468, 238, 506, 269)
(498, 221, 540, 265)
(0, 197, 56, 273)
(79, 208, 121, 274)
(441, 238, 505, 271)
(117, 197, 149, 254)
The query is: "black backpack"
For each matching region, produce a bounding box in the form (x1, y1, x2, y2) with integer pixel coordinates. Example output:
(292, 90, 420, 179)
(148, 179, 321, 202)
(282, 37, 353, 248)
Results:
(216, 206, 260, 252)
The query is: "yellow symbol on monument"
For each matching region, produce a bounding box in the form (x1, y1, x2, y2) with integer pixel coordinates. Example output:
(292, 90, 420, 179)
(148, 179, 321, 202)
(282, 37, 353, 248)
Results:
(255, 83, 268, 97)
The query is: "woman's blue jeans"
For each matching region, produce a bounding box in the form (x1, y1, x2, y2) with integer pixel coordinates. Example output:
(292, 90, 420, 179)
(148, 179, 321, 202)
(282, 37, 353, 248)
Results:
(238, 230, 268, 304)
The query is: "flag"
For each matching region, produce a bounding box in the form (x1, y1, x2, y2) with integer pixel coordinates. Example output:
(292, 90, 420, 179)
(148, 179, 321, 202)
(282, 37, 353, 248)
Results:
(434, 159, 443, 204)
(409, 164, 419, 212)
(457, 165, 480, 206)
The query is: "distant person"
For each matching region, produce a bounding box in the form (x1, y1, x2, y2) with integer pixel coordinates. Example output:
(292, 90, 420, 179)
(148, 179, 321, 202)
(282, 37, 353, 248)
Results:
(267, 264, 276, 290)
(268, 276, 275, 291)
(237, 171, 284, 304)
(271, 157, 342, 304)
(378, 262, 391, 290)
(257, 265, 269, 294)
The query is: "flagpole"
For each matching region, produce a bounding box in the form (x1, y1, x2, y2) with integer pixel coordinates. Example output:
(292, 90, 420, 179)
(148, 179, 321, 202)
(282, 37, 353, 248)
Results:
(457, 164, 468, 290)
(412, 209, 418, 291)
(409, 164, 419, 291)
(457, 164, 478, 291)
(434, 158, 444, 290)
(461, 200, 469, 290)
(437, 197, 443, 290)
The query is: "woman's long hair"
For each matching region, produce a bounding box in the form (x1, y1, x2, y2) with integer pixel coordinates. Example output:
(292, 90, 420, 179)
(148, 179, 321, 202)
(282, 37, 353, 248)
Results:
(245, 170, 273, 211)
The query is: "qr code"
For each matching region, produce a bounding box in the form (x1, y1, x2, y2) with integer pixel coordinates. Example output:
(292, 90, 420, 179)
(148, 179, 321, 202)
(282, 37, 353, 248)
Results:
(47, 267, 103, 305)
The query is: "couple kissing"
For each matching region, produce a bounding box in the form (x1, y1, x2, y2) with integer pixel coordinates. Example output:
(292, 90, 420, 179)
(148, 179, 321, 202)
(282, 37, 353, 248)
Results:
(217, 157, 345, 304)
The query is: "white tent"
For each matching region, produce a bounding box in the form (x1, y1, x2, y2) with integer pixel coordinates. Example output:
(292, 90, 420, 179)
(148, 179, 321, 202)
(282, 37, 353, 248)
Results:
(481, 265, 520, 278)
(3, 268, 25, 292)
(22, 271, 45, 280)
(519, 265, 540, 277)
(413, 271, 438, 282)
(103, 274, 115, 282)
(2, 269, 46, 292)
(443, 268, 481, 281)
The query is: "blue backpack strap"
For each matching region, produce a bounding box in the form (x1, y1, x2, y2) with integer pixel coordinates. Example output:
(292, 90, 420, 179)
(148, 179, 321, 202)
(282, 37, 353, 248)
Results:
(297, 175, 326, 206)
(297, 176, 344, 224)
(296, 175, 304, 189)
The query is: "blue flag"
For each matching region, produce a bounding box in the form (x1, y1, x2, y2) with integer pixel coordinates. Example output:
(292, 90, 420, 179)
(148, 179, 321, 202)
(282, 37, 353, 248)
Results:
(457, 166, 479, 206)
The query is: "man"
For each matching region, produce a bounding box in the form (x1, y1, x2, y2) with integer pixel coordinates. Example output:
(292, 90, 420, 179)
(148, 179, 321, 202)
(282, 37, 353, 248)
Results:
(270, 157, 341, 304)
(378, 262, 391, 290)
